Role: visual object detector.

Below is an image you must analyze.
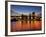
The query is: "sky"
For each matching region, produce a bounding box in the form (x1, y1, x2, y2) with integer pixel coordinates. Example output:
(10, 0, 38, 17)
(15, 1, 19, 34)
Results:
(11, 5, 42, 14)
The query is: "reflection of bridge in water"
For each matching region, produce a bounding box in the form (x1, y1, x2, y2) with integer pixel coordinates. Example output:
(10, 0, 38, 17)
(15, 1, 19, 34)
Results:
(11, 20, 42, 32)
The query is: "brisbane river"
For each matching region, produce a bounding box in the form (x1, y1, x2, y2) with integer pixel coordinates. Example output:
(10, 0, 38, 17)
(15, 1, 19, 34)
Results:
(11, 20, 42, 32)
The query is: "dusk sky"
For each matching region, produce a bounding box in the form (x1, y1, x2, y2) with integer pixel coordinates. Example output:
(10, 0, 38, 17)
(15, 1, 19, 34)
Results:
(11, 5, 42, 14)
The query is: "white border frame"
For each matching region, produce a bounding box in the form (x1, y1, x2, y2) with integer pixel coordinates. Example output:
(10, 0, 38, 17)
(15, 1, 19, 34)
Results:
(7, 2, 44, 35)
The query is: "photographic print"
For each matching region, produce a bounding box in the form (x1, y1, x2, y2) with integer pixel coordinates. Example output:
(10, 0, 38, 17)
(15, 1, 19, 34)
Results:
(5, 1, 45, 36)
(11, 5, 42, 32)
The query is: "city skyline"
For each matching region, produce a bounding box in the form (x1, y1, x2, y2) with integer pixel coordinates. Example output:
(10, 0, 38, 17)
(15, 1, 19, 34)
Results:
(11, 9, 41, 16)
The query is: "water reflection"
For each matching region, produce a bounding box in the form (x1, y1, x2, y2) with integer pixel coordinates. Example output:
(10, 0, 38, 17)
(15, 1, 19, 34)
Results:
(11, 20, 42, 32)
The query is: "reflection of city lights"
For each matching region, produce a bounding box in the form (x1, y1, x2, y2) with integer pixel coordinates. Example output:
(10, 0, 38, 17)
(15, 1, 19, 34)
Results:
(20, 16, 22, 19)
(31, 17, 33, 19)
(20, 21, 21, 24)
(28, 21, 29, 24)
